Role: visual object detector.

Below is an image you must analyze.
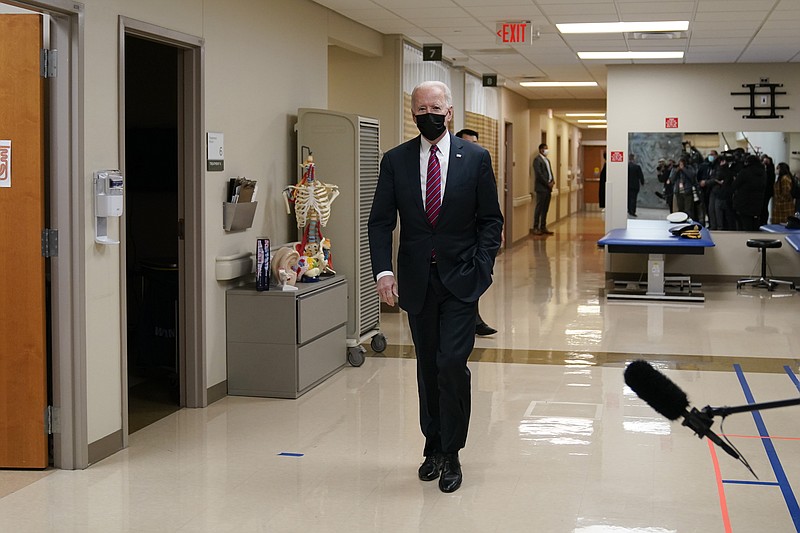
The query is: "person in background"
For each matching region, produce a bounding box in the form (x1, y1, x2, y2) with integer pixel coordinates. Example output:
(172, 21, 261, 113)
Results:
(456, 128, 498, 337)
(772, 162, 795, 225)
(712, 155, 737, 230)
(532, 143, 555, 235)
(760, 155, 775, 225)
(696, 150, 717, 226)
(672, 157, 697, 220)
(627, 154, 645, 217)
(732, 154, 766, 231)
(657, 158, 675, 212)
(369, 81, 503, 493)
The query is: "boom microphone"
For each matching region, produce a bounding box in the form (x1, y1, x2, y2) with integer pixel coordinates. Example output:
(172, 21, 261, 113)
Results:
(623, 360, 688, 420)
(624, 360, 741, 461)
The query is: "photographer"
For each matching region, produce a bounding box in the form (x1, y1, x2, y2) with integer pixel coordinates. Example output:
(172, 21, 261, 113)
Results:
(656, 158, 675, 212)
(672, 157, 698, 220)
(711, 155, 736, 230)
(696, 150, 717, 226)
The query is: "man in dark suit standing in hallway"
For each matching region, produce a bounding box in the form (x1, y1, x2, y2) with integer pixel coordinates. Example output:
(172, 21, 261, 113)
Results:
(532, 143, 554, 235)
(368, 81, 503, 493)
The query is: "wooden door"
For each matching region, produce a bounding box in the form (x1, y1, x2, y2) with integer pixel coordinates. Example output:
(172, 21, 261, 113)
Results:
(583, 145, 605, 205)
(0, 14, 48, 468)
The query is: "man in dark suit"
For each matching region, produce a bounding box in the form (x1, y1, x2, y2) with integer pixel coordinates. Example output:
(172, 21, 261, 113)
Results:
(627, 154, 645, 217)
(368, 81, 503, 493)
(455, 128, 498, 338)
(532, 143, 554, 235)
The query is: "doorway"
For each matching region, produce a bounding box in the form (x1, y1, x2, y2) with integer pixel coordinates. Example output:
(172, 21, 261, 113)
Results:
(123, 35, 182, 432)
(582, 145, 606, 208)
(503, 122, 513, 248)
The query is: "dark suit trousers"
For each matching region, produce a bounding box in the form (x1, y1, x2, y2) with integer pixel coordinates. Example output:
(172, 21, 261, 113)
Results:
(407, 263, 476, 456)
(533, 189, 551, 230)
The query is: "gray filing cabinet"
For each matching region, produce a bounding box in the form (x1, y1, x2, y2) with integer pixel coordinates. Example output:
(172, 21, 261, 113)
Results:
(226, 275, 347, 398)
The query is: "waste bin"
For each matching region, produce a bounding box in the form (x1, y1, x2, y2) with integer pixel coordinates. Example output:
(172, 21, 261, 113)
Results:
(136, 258, 178, 373)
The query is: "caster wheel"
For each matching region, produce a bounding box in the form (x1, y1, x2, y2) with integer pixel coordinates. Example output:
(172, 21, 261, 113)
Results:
(347, 346, 365, 367)
(370, 333, 387, 353)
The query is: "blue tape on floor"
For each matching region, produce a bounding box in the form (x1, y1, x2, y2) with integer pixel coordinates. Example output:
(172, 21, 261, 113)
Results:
(277, 452, 304, 457)
(723, 479, 780, 487)
(784, 366, 800, 392)
(734, 364, 800, 531)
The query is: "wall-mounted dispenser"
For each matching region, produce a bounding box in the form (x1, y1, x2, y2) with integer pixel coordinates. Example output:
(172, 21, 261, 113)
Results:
(94, 170, 124, 245)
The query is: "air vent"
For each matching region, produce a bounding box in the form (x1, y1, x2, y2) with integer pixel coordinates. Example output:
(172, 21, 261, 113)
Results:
(627, 31, 686, 40)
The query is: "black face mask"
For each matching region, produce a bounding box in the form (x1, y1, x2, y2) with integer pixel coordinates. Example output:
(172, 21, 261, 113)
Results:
(415, 113, 447, 141)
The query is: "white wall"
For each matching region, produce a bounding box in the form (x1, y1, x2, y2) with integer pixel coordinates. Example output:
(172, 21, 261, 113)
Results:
(80, 0, 363, 445)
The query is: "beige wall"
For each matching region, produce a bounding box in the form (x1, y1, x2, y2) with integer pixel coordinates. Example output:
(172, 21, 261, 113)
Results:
(79, 0, 379, 445)
(327, 35, 403, 152)
(499, 88, 532, 244)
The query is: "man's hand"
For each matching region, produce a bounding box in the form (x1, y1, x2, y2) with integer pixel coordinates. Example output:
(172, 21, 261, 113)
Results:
(376, 275, 398, 307)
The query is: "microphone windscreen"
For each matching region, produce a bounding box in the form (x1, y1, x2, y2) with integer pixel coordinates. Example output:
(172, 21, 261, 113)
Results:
(624, 360, 689, 421)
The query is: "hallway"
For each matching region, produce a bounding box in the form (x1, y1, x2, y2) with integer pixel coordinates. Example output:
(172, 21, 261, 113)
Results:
(1, 211, 799, 532)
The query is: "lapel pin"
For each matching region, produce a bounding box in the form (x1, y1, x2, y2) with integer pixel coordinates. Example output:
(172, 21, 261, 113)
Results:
(456, 153, 462, 158)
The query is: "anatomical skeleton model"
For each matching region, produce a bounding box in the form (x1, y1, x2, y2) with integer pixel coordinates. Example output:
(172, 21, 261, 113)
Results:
(282, 155, 339, 280)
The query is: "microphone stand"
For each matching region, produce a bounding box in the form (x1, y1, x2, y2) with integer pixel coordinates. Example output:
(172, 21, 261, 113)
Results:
(683, 397, 800, 479)
(703, 397, 800, 418)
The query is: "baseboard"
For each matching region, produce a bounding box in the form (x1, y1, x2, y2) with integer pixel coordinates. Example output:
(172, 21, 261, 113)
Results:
(88, 429, 123, 465)
(207, 380, 227, 404)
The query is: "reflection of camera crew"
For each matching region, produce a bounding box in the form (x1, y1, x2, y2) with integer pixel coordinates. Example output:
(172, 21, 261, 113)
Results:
(732, 154, 765, 231)
(672, 157, 697, 219)
(656, 158, 675, 212)
(709, 155, 735, 230)
(696, 151, 717, 227)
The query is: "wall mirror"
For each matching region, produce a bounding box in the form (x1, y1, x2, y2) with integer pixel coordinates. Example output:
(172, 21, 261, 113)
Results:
(627, 131, 800, 227)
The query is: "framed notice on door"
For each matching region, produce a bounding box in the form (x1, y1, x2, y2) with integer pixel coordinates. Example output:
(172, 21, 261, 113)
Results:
(0, 140, 10, 188)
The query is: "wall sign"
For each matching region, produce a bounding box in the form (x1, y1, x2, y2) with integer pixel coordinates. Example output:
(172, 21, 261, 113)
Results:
(0, 140, 10, 188)
(207, 132, 224, 171)
(609, 151, 624, 163)
(422, 44, 442, 62)
(482, 74, 498, 87)
(665, 117, 679, 129)
(731, 81, 788, 119)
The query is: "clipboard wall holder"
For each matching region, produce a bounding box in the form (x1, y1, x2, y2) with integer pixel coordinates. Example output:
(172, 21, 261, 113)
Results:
(222, 201, 257, 232)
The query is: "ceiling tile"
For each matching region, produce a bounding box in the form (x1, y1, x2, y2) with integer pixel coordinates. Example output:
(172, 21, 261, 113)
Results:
(316, 0, 795, 103)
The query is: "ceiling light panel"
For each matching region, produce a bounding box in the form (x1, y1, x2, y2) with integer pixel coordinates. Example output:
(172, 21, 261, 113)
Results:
(519, 81, 598, 87)
(578, 51, 684, 59)
(558, 21, 689, 34)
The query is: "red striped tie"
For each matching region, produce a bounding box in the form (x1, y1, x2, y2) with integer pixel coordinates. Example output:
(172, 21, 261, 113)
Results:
(425, 145, 441, 226)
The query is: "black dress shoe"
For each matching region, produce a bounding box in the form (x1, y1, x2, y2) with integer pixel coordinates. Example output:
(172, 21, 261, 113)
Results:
(418, 453, 444, 481)
(475, 323, 497, 336)
(439, 454, 462, 493)
(541, 228, 554, 235)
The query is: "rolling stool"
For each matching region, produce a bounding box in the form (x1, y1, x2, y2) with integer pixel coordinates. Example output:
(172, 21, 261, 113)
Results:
(737, 239, 796, 291)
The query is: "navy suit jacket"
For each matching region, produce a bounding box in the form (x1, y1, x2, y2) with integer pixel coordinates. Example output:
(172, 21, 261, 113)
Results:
(368, 134, 504, 315)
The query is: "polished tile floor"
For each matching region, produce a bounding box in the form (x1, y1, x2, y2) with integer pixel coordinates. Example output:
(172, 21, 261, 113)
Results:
(2, 210, 800, 532)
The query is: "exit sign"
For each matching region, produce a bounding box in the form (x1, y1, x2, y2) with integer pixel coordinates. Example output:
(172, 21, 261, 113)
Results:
(496, 21, 531, 44)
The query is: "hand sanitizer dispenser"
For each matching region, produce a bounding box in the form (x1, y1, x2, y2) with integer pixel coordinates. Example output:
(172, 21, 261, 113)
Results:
(94, 170, 124, 244)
